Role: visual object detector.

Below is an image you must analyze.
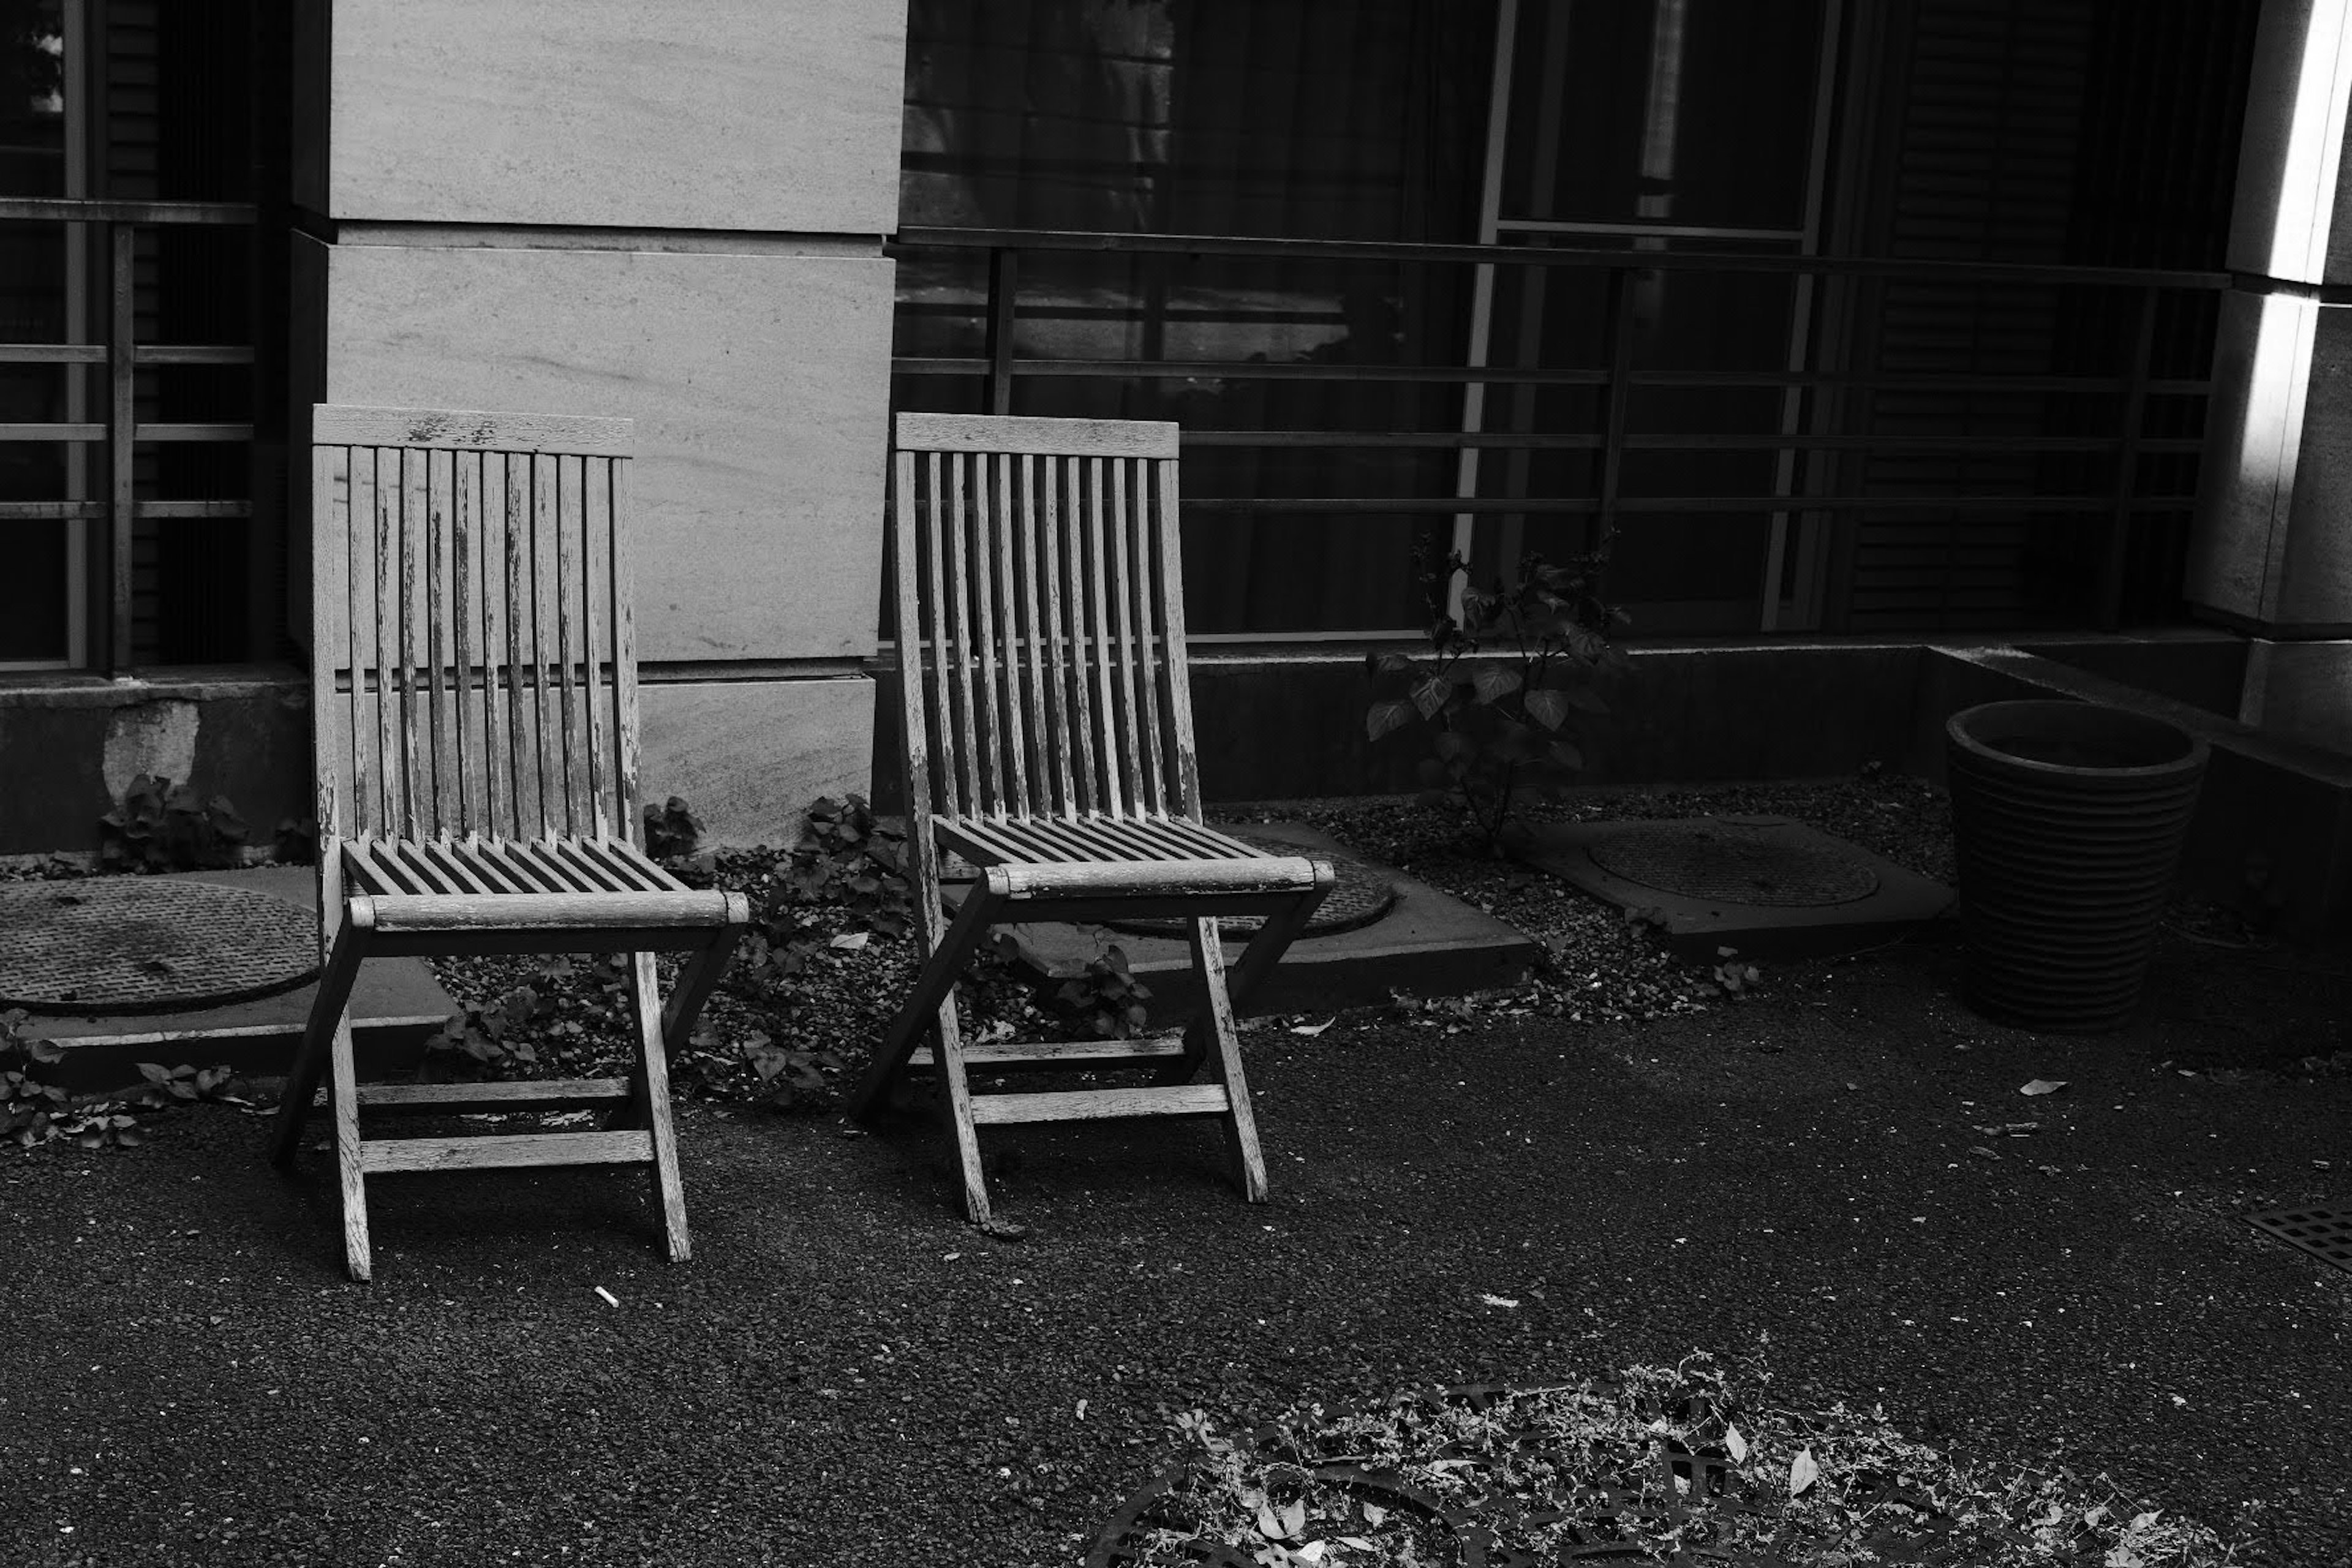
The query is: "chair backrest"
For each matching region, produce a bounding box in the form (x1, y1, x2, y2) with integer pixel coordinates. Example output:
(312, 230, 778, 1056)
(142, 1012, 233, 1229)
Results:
(311, 404, 643, 846)
(891, 412, 1202, 825)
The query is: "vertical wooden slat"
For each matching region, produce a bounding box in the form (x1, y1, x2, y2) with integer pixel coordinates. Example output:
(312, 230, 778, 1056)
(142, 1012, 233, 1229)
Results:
(1130, 458, 1169, 816)
(449, 447, 477, 838)
(503, 451, 538, 839)
(420, 446, 451, 838)
(1084, 456, 1123, 816)
(313, 443, 352, 846)
(1011, 453, 1052, 818)
(342, 445, 374, 837)
(402, 447, 432, 837)
(551, 454, 583, 837)
(581, 454, 614, 840)
(921, 451, 960, 818)
(530, 451, 563, 838)
(944, 451, 982, 817)
(373, 447, 406, 838)
(968, 449, 1004, 815)
(988, 452, 1029, 818)
(1060, 455, 1099, 815)
(1106, 457, 1146, 816)
(609, 454, 646, 840)
(1153, 455, 1204, 819)
(891, 442, 947, 963)
(477, 450, 508, 842)
(1038, 453, 1076, 818)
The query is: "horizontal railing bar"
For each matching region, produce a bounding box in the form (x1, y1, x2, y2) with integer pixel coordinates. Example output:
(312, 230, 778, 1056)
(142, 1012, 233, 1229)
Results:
(0, 343, 105, 364)
(137, 422, 255, 442)
(892, 355, 2209, 396)
(133, 345, 255, 365)
(891, 226, 2236, 291)
(0, 423, 106, 442)
(0, 499, 252, 521)
(0, 423, 255, 443)
(0, 197, 259, 225)
(1178, 430, 2204, 454)
(1184, 494, 2196, 515)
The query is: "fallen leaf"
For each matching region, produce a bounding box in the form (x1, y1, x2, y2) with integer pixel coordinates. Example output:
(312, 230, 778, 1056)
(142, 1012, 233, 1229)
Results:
(1290, 1017, 1336, 1037)
(1725, 1422, 1749, 1463)
(1257, 1502, 1287, 1541)
(1282, 1499, 1306, 1539)
(1076, 1399, 1088, 1419)
(594, 1286, 620, 1307)
(1479, 1293, 1520, 1308)
(2021, 1079, 2067, 1096)
(829, 931, 871, 951)
(1969, 1145, 2000, 1159)
(1789, 1448, 1819, 1496)
(1361, 1504, 1388, 1528)
(1295, 1544, 1327, 1564)
(1339, 1538, 1374, 1551)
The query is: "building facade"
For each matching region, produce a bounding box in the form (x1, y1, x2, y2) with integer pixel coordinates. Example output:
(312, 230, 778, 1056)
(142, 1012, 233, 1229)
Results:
(0, 0, 2344, 855)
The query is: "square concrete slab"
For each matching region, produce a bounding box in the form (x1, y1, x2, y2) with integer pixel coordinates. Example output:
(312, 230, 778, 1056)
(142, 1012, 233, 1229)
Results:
(1516, 813, 1954, 960)
(21, 866, 453, 1090)
(960, 821, 1540, 1020)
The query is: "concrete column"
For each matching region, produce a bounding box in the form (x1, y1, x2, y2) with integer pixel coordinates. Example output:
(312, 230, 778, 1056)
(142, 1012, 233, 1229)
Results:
(289, 1, 908, 842)
(2189, 0, 2352, 752)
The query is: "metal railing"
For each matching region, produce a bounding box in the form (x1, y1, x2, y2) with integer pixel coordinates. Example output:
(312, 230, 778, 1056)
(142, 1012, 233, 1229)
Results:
(888, 227, 2233, 635)
(0, 196, 258, 671)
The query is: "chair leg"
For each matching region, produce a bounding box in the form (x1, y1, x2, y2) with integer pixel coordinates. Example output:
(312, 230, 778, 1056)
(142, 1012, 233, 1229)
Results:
(330, 1013, 372, 1282)
(929, 1000, 993, 1227)
(1155, 872, 1332, 1088)
(269, 919, 366, 1168)
(1184, 917, 1268, 1204)
(848, 877, 1008, 1120)
(626, 952, 692, 1264)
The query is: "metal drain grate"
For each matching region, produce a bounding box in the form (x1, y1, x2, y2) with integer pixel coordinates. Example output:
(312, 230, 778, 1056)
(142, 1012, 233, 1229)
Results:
(0, 877, 319, 1015)
(1589, 819, 1880, 908)
(2246, 1206, 2352, 1274)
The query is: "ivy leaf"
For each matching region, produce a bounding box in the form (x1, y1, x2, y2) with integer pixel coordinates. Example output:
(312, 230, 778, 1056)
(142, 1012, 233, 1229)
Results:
(1548, 739, 1585, 771)
(1523, 688, 1571, 731)
(1368, 650, 1421, 676)
(1409, 674, 1452, 720)
(1790, 1447, 1819, 1496)
(1471, 665, 1523, 705)
(1365, 700, 1416, 742)
(1565, 683, 1609, 714)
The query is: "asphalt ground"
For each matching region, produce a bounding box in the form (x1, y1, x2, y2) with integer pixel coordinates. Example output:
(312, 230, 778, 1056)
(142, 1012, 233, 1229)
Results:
(5, 927, 2348, 1567)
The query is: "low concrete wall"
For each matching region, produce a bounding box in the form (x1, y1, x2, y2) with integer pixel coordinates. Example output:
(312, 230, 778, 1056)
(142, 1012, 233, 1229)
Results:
(0, 671, 312, 859)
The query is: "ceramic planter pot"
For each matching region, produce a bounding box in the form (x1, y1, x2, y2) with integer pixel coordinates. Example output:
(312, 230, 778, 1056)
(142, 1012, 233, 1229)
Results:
(1945, 699, 2208, 1032)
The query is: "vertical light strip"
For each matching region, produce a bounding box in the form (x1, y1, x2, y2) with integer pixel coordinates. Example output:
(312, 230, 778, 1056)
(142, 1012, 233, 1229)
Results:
(2270, 0, 2352, 282)
(1449, 0, 1520, 619)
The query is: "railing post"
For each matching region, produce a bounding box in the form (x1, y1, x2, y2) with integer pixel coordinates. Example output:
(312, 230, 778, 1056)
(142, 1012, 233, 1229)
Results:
(107, 219, 135, 673)
(1593, 265, 1636, 590)
(984, 247, 1019, 414)
(2098, 285, 2159, 633)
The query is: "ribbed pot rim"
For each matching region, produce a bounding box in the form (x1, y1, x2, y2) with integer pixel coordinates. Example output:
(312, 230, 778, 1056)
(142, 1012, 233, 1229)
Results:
(1947, 699, 2209, 781)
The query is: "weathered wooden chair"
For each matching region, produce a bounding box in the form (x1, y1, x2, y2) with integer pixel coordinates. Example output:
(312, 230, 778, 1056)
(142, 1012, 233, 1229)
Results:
(271, 404, 748, 1281)
(848, 413, 1335, 1224)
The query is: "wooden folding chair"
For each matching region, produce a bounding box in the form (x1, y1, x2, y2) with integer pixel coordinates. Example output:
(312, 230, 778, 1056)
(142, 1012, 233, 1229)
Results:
(848, 413, 1335, 1224)
(271, 404, 749, 1281)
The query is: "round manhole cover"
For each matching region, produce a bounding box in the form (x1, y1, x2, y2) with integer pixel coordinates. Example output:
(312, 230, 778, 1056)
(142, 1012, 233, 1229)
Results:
(1102, 831, 1398, 940)
(0, 878, 320, 1014)
(1589, 820, 1879, 908)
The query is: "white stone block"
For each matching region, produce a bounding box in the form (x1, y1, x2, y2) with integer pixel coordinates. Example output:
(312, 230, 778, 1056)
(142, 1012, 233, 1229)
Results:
(638, 677, 876, 846)
(319, 0, 907, 233)
(314, 240, 892, 663)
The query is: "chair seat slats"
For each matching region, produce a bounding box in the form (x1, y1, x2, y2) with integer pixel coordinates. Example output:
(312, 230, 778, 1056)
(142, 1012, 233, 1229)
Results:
(937, 812, 1275, 869)
(344, 834, 685, 899)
